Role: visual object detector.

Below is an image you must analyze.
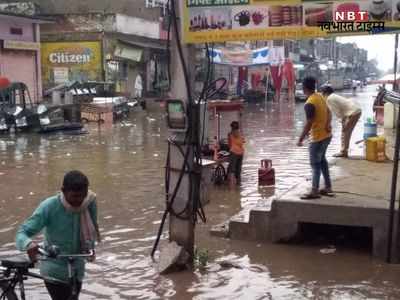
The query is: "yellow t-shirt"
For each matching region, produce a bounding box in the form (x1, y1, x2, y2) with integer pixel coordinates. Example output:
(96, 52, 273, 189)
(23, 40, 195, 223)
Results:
(306, 92, 331, 142)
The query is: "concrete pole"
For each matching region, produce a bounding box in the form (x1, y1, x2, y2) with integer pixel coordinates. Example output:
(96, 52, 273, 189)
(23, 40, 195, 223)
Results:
(167, 0, 197, 259)
(393, 34, 399, 92)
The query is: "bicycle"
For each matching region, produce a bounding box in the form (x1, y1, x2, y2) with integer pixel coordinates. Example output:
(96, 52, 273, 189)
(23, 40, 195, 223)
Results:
(0, 245, 94, 300)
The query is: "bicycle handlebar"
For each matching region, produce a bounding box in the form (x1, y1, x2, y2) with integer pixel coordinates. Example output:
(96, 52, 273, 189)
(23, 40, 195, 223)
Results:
(38, 245, 95, 260)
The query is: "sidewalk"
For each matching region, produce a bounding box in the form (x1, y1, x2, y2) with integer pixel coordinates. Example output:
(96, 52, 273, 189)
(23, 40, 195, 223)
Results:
(213, 149, 398, 260)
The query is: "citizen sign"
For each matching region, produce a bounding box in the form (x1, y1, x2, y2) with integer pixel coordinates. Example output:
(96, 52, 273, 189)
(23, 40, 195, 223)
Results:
(49, 52, 91, 64)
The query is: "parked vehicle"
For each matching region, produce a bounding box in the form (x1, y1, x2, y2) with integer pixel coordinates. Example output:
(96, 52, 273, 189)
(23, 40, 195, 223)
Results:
(324, 76, 345, 90)
(68, 82, 138, 120)
(343, 79, 352, 89)
(295, 83, 307, 101)
(0, 82, 83, 133)
(0, 82, 39, 132)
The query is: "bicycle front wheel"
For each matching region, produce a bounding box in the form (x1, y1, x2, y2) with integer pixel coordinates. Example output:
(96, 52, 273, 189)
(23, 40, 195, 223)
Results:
(0, 282, 18, 300)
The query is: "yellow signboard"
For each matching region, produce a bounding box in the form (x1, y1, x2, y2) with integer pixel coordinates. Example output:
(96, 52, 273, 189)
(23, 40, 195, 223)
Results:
(41, 41, 103, 89)
(183, 0, 400, 43)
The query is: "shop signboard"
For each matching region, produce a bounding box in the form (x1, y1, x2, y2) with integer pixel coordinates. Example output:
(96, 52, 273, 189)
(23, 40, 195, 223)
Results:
(53, 67, 69, 84)
(41, 41, 102, 88)
(3, 40, 40, 51)
(183, 0, 400, 43)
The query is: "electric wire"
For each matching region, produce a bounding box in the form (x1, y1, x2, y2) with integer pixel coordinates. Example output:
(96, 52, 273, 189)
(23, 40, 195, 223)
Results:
(151, 1, 231, 258)
(151, 0, 199, 257)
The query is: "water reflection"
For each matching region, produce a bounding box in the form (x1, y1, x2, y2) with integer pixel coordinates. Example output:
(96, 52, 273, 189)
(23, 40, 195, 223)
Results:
(1, 85, 399, 299)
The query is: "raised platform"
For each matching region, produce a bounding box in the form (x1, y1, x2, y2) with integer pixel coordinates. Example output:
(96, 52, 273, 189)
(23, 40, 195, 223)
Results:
(212, 157, 400, 261)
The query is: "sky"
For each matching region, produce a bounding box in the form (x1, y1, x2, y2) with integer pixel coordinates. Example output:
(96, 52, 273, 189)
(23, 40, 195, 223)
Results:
(337, 34, 396, 72)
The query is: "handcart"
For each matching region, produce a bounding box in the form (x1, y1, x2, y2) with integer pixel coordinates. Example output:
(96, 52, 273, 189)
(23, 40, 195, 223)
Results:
(205, 99, 244, 185)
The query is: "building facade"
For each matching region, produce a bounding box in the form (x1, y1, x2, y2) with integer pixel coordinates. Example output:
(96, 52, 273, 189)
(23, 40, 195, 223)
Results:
(40, 13, 169, 98)
(0, 12, 46, 102)
(0, 0, 165, 21)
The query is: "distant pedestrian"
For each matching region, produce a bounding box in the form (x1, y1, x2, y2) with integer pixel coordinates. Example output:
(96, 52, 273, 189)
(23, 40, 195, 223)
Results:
(227, 121, 245, 188)
(321, 86, 362, 158)
(352, 80, 357, 95)
(297, 77, 333, 199)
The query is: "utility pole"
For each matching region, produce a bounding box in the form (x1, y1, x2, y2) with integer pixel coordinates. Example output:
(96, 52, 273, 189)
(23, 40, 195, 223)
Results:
(393, 33, 399, 92)
(167, 0, 197, 260)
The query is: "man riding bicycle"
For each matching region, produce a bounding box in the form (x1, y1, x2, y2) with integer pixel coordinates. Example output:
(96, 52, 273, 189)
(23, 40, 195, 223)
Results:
(15, 170, 100, 300)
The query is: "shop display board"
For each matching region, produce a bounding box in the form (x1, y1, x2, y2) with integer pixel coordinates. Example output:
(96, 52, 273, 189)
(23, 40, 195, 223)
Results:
(183, 0, 400, 43)
(41, 41, 103, 89)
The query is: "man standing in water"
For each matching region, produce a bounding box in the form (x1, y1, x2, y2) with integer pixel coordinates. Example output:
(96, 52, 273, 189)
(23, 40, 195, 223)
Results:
(16, 170, 100, 300)
(297, 77, 333, 199)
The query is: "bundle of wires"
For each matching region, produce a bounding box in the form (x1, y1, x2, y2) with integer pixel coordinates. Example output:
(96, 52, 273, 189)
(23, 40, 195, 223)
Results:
(151, 0, 226, 258)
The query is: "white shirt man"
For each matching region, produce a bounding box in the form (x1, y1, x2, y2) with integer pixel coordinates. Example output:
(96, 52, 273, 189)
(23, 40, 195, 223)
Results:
(134, 75, 143, 98)
(322, 86, 362, 158)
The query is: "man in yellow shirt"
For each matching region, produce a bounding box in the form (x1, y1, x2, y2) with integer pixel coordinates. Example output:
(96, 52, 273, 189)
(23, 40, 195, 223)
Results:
(297, 77, 333, 199)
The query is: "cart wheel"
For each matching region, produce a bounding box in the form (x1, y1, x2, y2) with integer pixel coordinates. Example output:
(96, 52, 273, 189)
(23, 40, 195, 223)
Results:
(81, 118, 89, 124)
(212, 164, 226, 185)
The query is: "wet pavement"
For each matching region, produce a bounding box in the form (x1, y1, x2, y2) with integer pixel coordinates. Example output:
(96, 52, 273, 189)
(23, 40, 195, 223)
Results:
(2, 85, 400, 299)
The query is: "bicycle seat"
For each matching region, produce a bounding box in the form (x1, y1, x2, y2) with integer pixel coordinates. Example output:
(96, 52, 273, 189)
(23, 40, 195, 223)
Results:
(1, 256, 34, 269)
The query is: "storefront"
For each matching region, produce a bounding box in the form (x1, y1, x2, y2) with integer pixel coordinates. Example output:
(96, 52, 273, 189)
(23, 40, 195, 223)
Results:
(104, 38, 169, 98)
(41, 41, 103, 91)
(0, 13, 47, 103)
(39, 14, 169, 98)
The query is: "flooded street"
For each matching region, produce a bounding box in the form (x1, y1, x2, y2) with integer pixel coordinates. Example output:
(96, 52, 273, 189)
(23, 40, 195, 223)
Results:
(2, 85, 400, 299)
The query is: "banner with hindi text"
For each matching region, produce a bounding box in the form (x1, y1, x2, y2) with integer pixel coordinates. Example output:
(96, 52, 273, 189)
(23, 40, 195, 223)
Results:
(183, 0, 400, 43)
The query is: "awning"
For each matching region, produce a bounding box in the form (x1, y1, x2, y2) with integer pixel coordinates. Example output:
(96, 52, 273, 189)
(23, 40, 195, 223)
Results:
(118, 38, 166, 51)
(209, 46, 284, 66)
(114, 44, 142, 62)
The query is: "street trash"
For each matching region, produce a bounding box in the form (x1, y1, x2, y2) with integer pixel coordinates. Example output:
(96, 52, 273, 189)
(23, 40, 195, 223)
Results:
(320, 247, 336, 254)
(218, 260, 243, 269)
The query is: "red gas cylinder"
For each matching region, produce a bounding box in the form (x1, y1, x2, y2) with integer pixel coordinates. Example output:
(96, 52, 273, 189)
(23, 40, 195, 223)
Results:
(0, 77, 10, 89)
(258, 159, 275, 186)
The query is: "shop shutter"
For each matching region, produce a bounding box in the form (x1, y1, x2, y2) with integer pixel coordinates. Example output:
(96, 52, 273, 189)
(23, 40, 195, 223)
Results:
(0, 50, 37, 103)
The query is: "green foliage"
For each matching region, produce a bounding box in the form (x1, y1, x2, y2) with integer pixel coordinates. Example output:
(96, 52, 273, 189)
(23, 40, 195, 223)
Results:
(194, 248, 209, 269)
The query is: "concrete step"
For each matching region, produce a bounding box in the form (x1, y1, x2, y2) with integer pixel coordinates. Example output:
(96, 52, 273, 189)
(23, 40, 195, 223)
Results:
(213, 206, 272, 241)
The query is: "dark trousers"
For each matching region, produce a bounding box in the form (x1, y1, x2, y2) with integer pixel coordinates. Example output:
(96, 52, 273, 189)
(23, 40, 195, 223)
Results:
(228, 153, 243, 181)
(45, 280, 82, 300)
(309, 137, 332, 191)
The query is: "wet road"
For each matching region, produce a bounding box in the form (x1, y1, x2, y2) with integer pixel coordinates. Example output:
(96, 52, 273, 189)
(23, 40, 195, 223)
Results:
(1, 85, 400, 299)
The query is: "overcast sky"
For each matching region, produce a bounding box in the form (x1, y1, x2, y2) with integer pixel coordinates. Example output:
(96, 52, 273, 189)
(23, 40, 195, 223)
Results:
(337, 34, 396, 72)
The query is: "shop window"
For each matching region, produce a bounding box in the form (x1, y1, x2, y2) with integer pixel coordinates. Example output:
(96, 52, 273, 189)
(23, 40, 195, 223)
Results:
(10, 27, 23, 35)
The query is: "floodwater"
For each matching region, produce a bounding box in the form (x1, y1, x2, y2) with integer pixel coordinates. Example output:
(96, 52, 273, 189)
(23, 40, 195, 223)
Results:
(1, 85, 400, 299)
